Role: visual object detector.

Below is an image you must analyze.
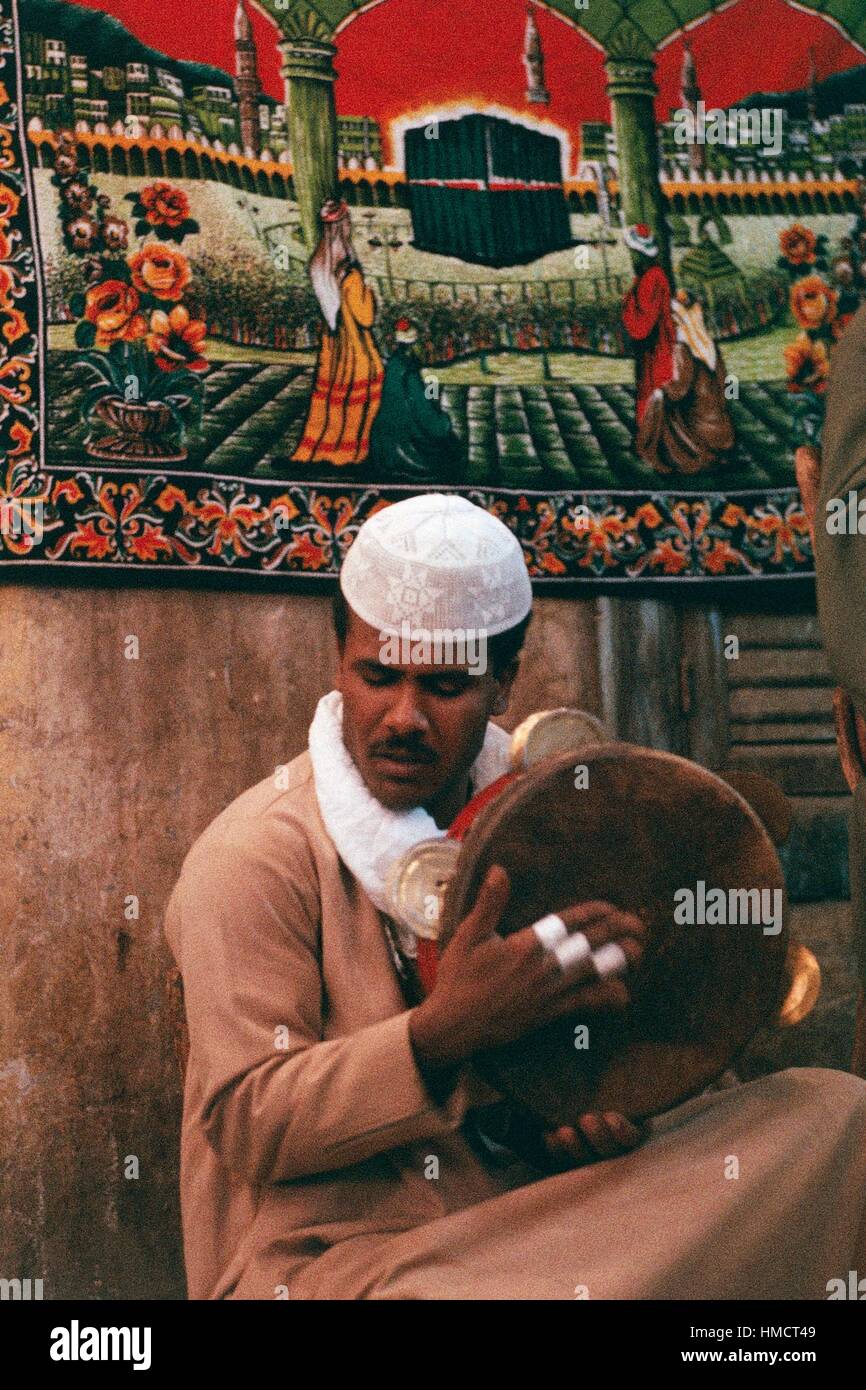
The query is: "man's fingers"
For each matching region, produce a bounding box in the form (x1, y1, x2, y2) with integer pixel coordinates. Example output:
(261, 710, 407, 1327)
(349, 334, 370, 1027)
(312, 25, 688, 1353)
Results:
(454, 864, 510, 946)
(543, 1125, 594, 1165)
(543, 932, 643, 995)
(577, 1112, 646, 1158)
(514, 912, 645, 978)
(558, 902, 647, 941)
(543, 1114, 647, 1167)
(539, 975, 631, 1024)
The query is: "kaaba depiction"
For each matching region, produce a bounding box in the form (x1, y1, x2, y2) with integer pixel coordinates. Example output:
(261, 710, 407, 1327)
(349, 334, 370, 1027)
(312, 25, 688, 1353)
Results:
(405, 113, 572, 268)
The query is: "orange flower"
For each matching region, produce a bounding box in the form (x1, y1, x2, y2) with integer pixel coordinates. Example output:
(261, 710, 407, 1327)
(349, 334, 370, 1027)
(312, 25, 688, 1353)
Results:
(651, 539, 689, 575)
(704, 540, 739, 575)
(0, 183, 20, 219)
(783, 333, 830, 393)
(128, 244, 191, 301)
(84, 280, 146, 349)
(2, 307, 29, 344)
(634, 502, 663, 529)
(539, 551, 566, 575)
(147, 305, 208, 372)
(779, 224, 817, 266)
(139, 182, 190, 229)
(790, 275, 837, 330)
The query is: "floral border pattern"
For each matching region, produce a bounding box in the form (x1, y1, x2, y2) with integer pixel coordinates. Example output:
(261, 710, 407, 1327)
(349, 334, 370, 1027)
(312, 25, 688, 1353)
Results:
(0, 473, 813, 581)
(0, 0, 812, 587)
(0, 0, 45, 561)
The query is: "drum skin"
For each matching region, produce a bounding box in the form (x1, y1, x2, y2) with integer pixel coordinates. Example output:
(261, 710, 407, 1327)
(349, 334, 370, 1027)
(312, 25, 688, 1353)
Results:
(438, 743, 789, 1125)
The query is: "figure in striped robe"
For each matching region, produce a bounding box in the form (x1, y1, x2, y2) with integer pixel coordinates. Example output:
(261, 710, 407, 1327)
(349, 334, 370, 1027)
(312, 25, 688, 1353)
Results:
(293, 200, 384, 467)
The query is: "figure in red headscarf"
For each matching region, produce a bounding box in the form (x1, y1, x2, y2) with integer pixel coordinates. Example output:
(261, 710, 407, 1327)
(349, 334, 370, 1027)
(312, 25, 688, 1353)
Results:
(620, 223, 675, 428)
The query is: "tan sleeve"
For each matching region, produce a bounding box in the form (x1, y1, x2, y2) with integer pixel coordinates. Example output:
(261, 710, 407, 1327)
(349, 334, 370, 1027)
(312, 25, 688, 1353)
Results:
(165, 831, 473, 1185)
(815, 305, 866, 713)
(814, 306, 866, 986)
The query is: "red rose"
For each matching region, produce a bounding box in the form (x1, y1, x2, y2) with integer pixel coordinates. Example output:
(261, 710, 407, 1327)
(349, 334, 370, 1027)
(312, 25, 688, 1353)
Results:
(139, 182, 191, 230)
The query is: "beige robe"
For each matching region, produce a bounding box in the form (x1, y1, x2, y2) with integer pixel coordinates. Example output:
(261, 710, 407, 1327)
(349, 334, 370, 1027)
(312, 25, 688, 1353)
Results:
(815, 300, 866, 986)
(165, 750, 866, 1301)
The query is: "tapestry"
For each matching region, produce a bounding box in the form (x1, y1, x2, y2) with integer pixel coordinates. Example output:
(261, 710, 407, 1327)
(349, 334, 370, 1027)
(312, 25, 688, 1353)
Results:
(3, 0, 866, 585)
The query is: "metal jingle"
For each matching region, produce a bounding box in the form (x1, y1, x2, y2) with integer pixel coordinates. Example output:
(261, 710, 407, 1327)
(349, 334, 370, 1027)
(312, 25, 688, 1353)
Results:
(509, 707, 608, 771)
(384, 837, 462, 940)
(777, 941, 822, 1029)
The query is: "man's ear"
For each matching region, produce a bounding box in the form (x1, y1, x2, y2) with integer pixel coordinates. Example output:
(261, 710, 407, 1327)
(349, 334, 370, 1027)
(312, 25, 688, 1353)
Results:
(491, 660, 519, 716)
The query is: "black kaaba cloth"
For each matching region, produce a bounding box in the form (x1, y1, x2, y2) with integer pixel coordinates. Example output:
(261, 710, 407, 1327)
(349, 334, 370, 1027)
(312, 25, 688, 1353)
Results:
(405, 113, 572, 268)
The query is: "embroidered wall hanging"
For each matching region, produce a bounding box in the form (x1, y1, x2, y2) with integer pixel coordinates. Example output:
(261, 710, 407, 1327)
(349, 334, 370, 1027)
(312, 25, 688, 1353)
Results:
(3, 0, 866, 585)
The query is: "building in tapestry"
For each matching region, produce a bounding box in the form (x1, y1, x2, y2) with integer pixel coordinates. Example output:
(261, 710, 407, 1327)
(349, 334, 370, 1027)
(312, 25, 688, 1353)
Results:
(406, 113, 571, 266)
(579, 120, 617, 175)
(523, 6, 550, 106)
(234, 0, 262, 158)
(22, 0, 377, 169)
(807, 47, 819, 126)
(338, 116, 384, 170)
(680, 39, 705, 175)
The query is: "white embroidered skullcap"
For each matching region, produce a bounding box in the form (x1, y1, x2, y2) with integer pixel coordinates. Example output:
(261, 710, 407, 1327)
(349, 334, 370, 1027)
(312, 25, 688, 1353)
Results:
(340, 493, 533, 637)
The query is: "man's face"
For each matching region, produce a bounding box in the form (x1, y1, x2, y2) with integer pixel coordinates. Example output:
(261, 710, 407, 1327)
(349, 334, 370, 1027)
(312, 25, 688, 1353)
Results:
(337, 609, 517, 818)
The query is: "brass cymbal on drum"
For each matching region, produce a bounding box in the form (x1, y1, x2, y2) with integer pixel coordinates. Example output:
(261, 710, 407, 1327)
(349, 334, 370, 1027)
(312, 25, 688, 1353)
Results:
(438, 743, 793, 1125)
(777, 942, 822, 1029)
(385, 837, 462, 941)
(509, 707, 608, 771)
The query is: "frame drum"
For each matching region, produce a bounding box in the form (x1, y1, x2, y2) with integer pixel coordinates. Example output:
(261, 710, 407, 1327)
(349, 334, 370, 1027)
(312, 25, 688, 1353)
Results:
(437, 742, 789, 1125)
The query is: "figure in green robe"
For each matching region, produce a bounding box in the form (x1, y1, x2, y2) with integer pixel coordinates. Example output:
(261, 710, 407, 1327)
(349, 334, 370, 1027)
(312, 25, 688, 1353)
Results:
(367, 319, 465, 483)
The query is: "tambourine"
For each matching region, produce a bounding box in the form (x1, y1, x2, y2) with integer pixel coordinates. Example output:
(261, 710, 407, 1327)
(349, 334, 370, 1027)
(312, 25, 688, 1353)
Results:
(386, 709, 820, 1126)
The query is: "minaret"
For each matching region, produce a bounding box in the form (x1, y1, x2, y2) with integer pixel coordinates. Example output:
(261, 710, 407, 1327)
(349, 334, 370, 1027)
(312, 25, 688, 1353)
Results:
(524, 7, 550, 106)
(235, 0, 261, 158)
(807, 47, 818, 127)
(681, 37, 704, 174)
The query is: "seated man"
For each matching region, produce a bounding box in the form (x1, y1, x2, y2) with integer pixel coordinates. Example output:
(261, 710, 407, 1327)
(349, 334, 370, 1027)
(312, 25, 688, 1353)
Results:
(166, 493, 866, 1300)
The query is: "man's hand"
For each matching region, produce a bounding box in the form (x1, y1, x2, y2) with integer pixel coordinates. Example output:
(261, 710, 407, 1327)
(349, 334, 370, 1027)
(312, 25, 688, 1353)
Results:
(409, 865, 646, 1071)
(795, 443, 821, 543)
(541, 1113, 647, 1169)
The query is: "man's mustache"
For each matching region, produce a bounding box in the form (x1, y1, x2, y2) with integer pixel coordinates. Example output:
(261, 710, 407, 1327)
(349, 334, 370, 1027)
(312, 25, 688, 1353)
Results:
(371, 741, 436, 761)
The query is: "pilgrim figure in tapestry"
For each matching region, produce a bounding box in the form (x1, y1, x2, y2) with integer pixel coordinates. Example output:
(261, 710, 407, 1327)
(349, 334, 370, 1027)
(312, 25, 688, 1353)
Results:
(292, 199, 384, 469)
(620, 223, 676, 434)
(367, 317, 465, 483)
(635, 289, 735, 476)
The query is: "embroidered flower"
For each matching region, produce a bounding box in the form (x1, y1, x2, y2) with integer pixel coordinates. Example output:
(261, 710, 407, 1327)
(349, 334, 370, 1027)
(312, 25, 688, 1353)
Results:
(128, 244, 191, 301)
(65, 213, 99, 253)
(54, 148, 79, 179)
(784, 333, 830, 393)
(84, 280, 147, 349)
(779, 224, 817, 267)
(61, 179, 94, 213)
(139, 182, 191, 229)
(147, 305, 208, 372)
(790, 275, 837, 331)
(101, 215, 130, 254)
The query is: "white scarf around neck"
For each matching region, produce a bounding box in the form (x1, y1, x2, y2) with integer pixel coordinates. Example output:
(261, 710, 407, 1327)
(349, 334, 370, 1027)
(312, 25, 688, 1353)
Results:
(308, 689, 512, 953)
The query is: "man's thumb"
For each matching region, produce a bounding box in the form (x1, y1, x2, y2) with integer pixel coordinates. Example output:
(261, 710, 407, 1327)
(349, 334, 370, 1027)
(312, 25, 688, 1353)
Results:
(456, 865, 509, 945)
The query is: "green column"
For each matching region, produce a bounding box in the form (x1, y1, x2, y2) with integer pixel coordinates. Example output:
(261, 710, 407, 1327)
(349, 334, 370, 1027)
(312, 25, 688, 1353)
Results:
(279, 38, 339, 254)
(605, 52, 671, 281)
